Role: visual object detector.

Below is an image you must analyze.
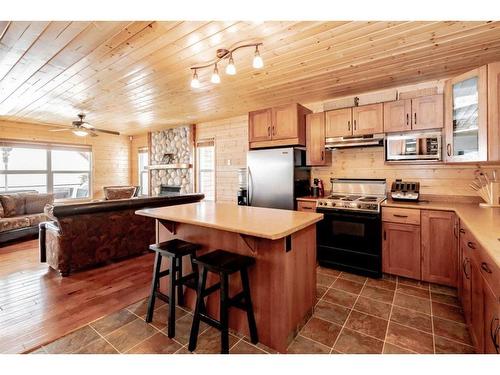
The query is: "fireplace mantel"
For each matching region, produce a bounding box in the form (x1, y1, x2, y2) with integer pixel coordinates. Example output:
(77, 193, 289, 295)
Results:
(148, 163, 192, 170)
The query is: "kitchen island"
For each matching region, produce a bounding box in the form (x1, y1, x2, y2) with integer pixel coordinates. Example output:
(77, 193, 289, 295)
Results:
(136, 202, 323, 352)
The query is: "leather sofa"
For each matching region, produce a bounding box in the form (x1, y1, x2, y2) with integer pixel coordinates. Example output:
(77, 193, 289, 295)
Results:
(39, 194, 204, 276)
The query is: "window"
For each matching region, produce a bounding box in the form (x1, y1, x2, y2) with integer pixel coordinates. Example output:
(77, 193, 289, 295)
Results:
(138, 148, 149, 196)
(196, 139, 215, 201)
(0, 141, 92, 199)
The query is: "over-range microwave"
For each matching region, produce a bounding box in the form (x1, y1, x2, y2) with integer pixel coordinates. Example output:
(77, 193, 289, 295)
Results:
(385, 131, 442, 162)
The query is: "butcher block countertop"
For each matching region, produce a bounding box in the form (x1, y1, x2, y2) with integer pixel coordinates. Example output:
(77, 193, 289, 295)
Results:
(136, 201, 323, 240)
(383, 199, 500, 269)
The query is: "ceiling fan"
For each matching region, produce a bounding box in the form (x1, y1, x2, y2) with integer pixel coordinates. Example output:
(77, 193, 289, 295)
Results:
(49, 114, 120, 137)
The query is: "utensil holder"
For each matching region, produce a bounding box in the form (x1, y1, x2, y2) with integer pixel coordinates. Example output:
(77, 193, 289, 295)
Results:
(479, 182, 500, 208)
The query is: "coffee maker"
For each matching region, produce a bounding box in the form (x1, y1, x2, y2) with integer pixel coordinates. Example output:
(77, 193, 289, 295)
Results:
(237, 168, 248, 206)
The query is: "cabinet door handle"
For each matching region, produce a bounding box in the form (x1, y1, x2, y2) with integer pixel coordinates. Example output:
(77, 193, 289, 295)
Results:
(268, 126, 271, 137)
(491, 317, 500, 353)
(272, 126, 276, 136)
(447, 143, 452, 157)
(348, 121, 351, 131)
(467, 241, 476, 250)
(414, 112, 417, 125)
(460, 228, 465, 234)
(383, 230, 386, 241)
(354, 120, 357, 131)
(481, 262, 492, 274)
(393, 214, 408, 218)
(406, 113, 409, 126)
(463, 258, 471, 279)
(321, 151, 324, 161)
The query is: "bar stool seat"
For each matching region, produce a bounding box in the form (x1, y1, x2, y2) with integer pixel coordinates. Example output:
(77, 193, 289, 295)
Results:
(146, 239, 201, 338)
(188, 249, 258, 354)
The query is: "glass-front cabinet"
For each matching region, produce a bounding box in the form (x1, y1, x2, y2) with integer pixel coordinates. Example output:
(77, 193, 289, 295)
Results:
(444, 66, 488, 162)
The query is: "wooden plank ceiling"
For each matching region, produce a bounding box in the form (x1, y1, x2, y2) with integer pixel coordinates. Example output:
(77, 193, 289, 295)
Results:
(0, 21, 500, 134)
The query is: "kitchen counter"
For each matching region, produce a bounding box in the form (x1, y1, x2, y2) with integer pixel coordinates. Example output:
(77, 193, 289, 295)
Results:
(383, 199, 500, 269)
(136, 201, 323, 240)
(135, 201, 322, 352)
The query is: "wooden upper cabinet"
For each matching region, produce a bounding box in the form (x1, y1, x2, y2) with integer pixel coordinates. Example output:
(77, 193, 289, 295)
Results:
(488, 62, 500, 161)
(306, 112, 326, 166)
(444, 66, 488, 162)
(382, 221, 421, 279)
(249, 103, 311, 149)
(352, 103, 383, 136)
(411, 94, 444, 131)
(325, 108, 352, 137)
(383, 95, 443, 133)
(383, 99, 411, 133)
(421, 210, 458, 287)
(249, 108, 272, 142)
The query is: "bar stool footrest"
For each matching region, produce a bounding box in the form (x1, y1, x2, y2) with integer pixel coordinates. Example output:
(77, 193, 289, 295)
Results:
(156, 291, 170, 304)
(199, 313, 223, 330)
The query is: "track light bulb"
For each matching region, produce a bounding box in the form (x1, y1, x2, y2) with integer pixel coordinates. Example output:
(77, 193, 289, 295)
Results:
(211, 64, 221, 84)
(253, 46, 263, 69)
(190, 70, 200, 88)
(226, 55, 236, 75)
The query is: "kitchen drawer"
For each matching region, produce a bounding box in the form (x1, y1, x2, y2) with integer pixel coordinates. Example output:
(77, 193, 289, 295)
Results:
(382, 207, 420, 225)
(297, 200, 317, 212)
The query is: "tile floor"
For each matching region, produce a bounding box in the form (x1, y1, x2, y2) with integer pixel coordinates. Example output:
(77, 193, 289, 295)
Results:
(28, 267, 475, 354)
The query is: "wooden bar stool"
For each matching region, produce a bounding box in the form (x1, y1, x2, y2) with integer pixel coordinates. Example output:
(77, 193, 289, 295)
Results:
(146, 239, 200, 338)
(188, 250, 258, 354)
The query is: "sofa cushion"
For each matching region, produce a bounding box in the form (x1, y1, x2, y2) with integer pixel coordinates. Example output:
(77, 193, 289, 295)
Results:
(104, 186, 137, 200)
(24, 193, 54, 214)
(27, 213, 49, 227)
(0, 215, 31, 232)
(0, 194, 21, 217)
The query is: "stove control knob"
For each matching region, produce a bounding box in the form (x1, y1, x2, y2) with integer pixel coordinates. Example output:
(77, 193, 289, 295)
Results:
(331, 202, 336, 207)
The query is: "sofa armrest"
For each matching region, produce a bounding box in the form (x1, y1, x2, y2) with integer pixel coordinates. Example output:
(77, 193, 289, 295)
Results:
(39, 221, 59, 263)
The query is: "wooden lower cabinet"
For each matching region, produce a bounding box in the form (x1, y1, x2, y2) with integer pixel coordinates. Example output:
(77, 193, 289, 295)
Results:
(484, 283, 500, 354)
(297, 200, 316, 212)
(459, 221, 500, 354)
(470, 257, 485, 352)
(382, 222, 421, 279)
(421, 210, 458, 287)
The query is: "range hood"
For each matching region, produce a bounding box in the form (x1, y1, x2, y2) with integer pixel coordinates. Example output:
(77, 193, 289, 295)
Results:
(325, 134, 384, 150)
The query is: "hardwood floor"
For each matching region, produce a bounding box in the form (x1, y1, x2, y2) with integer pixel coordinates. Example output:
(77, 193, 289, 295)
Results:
(0, 240, 154, 354)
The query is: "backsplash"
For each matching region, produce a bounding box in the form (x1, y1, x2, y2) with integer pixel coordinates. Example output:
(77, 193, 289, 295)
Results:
(311, 147, 500, 197)
(150, 126, 193, 196)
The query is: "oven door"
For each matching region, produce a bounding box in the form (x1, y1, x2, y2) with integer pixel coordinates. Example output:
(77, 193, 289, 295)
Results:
(316, 208, 382, 277)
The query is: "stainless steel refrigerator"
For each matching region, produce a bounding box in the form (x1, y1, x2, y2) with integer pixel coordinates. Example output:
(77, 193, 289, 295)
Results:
(247, 147, 310, 210)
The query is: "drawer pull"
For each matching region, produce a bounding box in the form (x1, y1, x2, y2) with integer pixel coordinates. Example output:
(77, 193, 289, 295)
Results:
(467, 241, 476, 250)
(393, 214, 408, 218)
(302, 207, 313, 210)
(459, 228, 465, 234)
(481, 262, 493, 274)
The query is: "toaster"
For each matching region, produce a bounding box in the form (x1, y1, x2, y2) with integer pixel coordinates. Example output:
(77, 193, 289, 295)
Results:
(390, 179, 420, 201)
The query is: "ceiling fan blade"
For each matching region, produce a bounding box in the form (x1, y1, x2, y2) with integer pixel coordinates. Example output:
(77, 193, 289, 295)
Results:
(49, 128, 72, 132)
(81, 122, 93, 129)
(92, 128, 121, 136)
(88, 130, 98, 137)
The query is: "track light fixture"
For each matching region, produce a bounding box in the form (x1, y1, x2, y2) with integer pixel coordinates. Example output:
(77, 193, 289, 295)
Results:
(190, 43, 263, 88)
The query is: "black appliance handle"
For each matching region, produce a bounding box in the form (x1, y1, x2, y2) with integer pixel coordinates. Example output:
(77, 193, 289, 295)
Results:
(316, 208, 381, 221)
(247, 167, 253, 206)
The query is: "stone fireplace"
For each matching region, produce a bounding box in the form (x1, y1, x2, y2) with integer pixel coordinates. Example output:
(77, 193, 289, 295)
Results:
(150, 126, 193, 196)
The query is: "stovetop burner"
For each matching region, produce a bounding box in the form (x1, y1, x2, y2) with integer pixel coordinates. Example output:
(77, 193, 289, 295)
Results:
(341, 195, 361, 201)
(328, 195, 346, 199)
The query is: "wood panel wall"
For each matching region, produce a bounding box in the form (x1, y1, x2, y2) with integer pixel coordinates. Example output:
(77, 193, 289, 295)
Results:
(195, 116, 248, 203)
(0, 120, 130, 199)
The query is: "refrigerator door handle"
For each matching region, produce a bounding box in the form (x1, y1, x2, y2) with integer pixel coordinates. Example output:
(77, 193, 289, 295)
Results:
(248, 167, 253, 206)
